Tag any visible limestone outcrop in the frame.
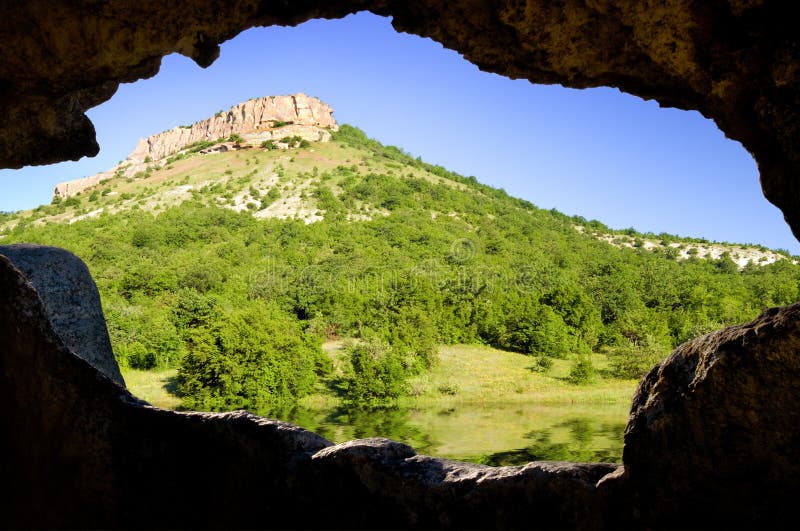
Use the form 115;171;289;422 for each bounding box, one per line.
127;93;336;163
0;244;124;386
53;94;337;199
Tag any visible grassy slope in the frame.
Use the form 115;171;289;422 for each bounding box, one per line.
2;132;791;266
0;139;466;232
403;344;637;406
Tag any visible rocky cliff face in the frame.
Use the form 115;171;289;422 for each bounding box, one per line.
129;93;336;163
53;93;337;199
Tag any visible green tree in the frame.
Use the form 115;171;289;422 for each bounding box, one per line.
341;339;409;406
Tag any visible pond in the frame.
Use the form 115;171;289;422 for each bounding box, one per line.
284;401;630;465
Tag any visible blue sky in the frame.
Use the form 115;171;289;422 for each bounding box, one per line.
2;12;796;253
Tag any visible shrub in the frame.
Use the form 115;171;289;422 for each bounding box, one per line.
437;383;459;396
531;355;553;373
568;354;595;385
178;302;323;413
342;339;409;406
609;336;667;379
118;342;154;369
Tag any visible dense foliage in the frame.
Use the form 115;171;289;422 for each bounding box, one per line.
3;124;799;411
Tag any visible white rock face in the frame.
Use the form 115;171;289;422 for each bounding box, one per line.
54;93;337;199
128;93;337;163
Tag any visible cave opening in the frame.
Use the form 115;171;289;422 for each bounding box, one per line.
2;4;799;529
0;11;796;466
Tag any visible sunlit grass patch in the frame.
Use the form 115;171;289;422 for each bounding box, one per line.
403;344;638;407
121;367;181;409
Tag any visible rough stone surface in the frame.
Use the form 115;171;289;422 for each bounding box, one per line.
0;244;124;387
600;303;800;529
54;93;337;198
4;242;798;528
126;93;337;163
312;438;618;529
1;2;800;241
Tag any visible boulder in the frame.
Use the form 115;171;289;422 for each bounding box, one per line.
312;438;619;529
0;244;124;387
603;303;800;529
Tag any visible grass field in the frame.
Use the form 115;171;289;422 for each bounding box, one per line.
122;344;639;463
401;344;638;407
299;343;637;462
124;343;639;412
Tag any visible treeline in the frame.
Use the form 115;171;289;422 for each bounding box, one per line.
3;126;799;413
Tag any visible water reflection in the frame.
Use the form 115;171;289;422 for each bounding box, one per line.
279;402;628;466
476;418;627;466
289;406;438;452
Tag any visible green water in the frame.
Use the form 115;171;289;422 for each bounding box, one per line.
284;402;629;465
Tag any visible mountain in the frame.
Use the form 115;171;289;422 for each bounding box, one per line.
52;93;336;200
2;95;799;413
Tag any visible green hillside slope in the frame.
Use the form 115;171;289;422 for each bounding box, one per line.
2;124;798;415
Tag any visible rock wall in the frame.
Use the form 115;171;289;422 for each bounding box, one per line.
53;93;337;199
599;302;800;529
2;247;800;529
52;173;107;201
128;93;336;163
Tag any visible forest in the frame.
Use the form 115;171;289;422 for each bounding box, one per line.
2;124;799;415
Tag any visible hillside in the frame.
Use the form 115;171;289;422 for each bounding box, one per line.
2;97;799;416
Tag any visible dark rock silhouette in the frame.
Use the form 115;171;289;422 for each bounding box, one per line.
3;247;800;528
1;2;800;242
605;303;800;529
